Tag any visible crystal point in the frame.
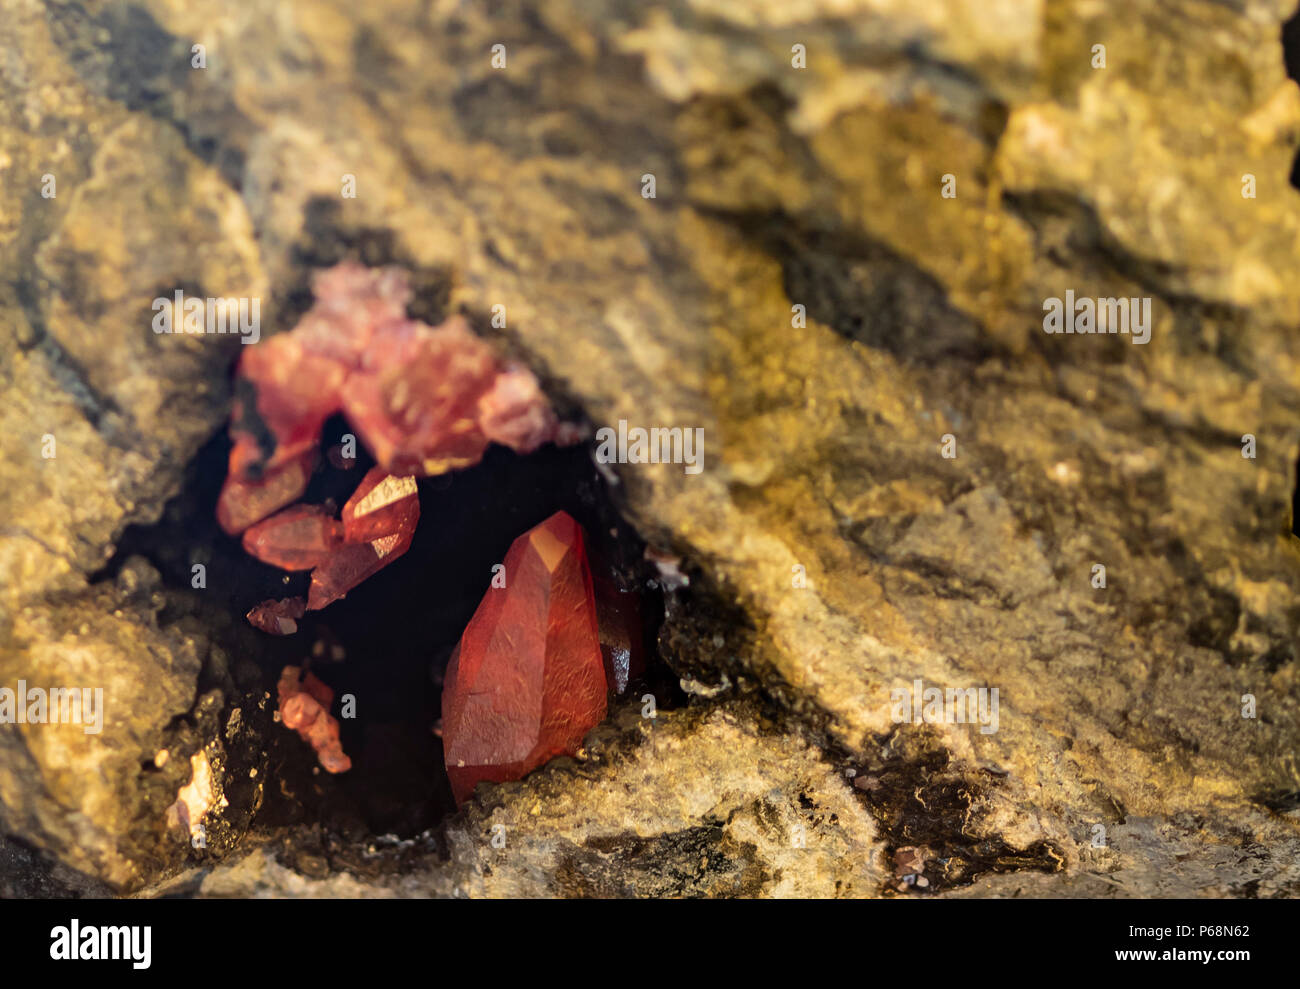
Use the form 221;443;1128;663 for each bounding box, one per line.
441;511;606;805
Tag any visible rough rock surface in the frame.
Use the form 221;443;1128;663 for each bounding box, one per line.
2;0;1300;896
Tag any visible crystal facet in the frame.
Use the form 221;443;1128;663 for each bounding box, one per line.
341;467;419;543
303;468;421;610
441;511;606;805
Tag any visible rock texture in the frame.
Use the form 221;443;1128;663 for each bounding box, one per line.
2;0;1299;896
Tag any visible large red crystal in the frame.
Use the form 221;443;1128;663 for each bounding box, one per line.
441;511;606;805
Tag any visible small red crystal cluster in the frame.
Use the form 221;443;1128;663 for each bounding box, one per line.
441;510;643;805
277;666;350;774
220;264;641;798
218;261;569;614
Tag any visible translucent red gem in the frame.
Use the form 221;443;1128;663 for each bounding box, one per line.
307;528;415;611
441;511;606;805
242;505;343;571
301;469;420;610
341;467;419;543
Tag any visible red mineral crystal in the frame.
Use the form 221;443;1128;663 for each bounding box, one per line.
477;363;560;453
236;337;346;470
218;261;573;603
307;531;415;611
340;315;502;475
277;665;350;773
295;261;413;365
341;467;419;543
247;596;307;636
216;449;315;535
441;511;606;805
304;468;421;610
242;504;343;570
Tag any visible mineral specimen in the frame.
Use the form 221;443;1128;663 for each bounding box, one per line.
441;511;606;805
305;469;421;609
216;449;315;536
277;666;350;773
476;363;560;453
216;262;572;604
306;531;415;611
7;0;1300;902
338;314;503;475
246;596;308;636
340;467;419;543
242;505;343;571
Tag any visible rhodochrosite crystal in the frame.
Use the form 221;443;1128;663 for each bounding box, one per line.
242;505;343;570
246;596;307;636
217;261;563;534
340;315;504;476
441;511;606;805
277;666;350;773
341;467;419;542
220;261;577;616
305;467;420;610
307;531;414;610
217;450;314;536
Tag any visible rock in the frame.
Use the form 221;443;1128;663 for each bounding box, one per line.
147;703;887;898
0;560;204;888
2;0;1299;896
